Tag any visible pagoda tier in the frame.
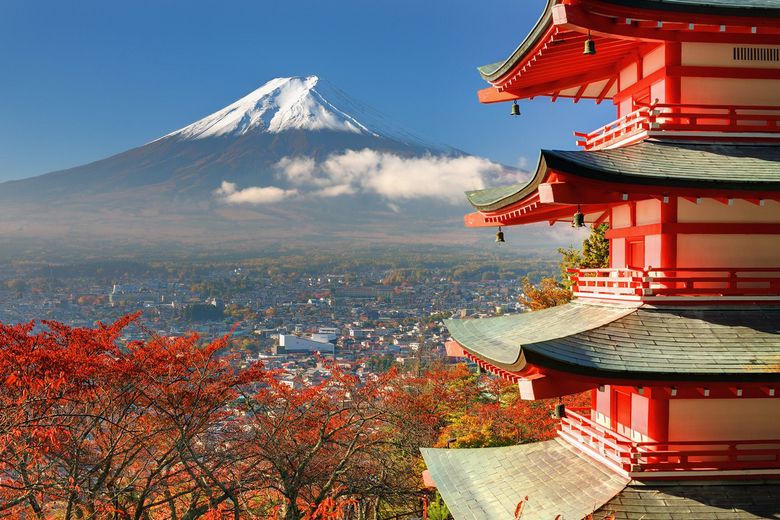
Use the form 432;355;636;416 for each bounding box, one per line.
478;0;780;107
465;140;780;225
464;140;780;304
422;439;780;519
442;302;780;481
445;302;780;396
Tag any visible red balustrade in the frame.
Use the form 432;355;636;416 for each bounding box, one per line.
575;103;780;150
559;409;780;475
567;267;780;301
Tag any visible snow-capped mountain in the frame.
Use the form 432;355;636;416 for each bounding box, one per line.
0;76;454;202
0;76;516;252
163;76;434;150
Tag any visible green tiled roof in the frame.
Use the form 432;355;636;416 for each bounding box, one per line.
464;182;531;210
478;0;555;82
605;0;780;15
445;302;634;368
421;438;629;520
466;141;780;212
446;302;780;380
595;483;780;519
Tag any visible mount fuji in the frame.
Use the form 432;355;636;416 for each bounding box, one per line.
0;76;519;253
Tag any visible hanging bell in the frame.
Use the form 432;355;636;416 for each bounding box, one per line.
552;403;567;419
572;206;585;228
495;226;505;243
510;100;521;116
583;32;596;55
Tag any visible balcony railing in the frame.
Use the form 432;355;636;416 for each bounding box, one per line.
559;408;780;477
567;267;780;302
575;103;780;150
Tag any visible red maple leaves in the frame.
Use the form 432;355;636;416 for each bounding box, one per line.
0;315;590;519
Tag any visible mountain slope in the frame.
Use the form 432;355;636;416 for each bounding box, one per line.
0;76;523;253
1;76;453;204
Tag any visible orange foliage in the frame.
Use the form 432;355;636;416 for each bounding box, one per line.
0;316;593;519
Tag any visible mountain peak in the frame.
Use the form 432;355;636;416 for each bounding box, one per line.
164;75;429;144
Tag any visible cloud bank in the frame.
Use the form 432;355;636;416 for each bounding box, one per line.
216;149;526;206
215;181;298;205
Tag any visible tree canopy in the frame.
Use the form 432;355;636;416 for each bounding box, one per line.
0;316;585;519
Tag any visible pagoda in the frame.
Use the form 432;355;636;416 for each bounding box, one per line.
421;1;780;518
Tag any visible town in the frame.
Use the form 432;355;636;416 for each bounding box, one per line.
0;252;558;386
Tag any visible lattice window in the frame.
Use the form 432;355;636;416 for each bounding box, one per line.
733;47;780;62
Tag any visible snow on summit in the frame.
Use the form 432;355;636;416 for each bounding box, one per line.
166;76;427;146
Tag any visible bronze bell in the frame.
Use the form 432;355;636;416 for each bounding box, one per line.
572;206;585;228
552;403;566;419
495;226;505;243
511;100;521;116
583;33;596;55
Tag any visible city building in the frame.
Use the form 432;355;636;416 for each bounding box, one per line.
422;1;780;518
277;333;336;355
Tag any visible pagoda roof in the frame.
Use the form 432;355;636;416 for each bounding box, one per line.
594;483;780;519
420;438;629;520
466;141;780;212
445;302;780;381
478;0;780;102
603;0;780;16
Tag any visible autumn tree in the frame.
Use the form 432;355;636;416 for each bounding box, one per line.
521;224;609;310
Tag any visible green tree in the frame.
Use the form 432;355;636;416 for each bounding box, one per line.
521;224;610;309
427;491;451;520
558;223;610;289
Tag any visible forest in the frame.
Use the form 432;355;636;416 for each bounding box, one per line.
0;314;587;519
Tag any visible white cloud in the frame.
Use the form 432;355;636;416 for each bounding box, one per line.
314;184;356;198
215;181;297;205
274;157;318;185
217;149;526;206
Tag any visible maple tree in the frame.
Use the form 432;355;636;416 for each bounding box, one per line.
0;315;590;519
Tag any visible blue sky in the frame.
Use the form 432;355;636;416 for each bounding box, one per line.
0;0;613;182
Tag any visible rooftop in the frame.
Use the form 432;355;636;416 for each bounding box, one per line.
478;0;780;102
421;438;629;520
594;483;780;519
466;140;780;213
445;302;780;381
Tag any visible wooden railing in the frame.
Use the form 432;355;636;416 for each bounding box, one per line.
559;409;780;475
574;106;652;150
575;103;780;150
558;407;632;469
568;267;780;300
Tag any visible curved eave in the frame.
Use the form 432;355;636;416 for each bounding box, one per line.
446;304;780;383
478;0;780;102
466;142;780;215
466;153;548;212
444;301;636;371
478;0;556;83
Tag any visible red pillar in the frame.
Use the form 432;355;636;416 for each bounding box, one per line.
664;42;682;104
647;388;670;443
660;197;678;269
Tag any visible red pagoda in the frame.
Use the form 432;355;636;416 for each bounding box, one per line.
421;1;780;518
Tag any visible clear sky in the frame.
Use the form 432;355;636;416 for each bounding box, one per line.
0;0;614;182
